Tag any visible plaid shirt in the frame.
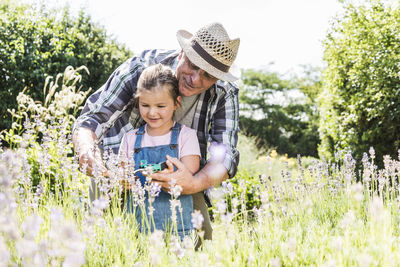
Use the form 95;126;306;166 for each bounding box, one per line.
73;49;240;178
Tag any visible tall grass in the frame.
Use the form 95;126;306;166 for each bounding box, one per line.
1;67;400;266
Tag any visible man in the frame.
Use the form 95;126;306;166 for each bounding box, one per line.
72;22;240;240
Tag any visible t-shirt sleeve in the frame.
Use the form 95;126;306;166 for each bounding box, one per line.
118;130;137;165
179;126;201;159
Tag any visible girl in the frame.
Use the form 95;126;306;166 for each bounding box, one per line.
119;63;200;236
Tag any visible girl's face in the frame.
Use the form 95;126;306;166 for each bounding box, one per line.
138;85;180;136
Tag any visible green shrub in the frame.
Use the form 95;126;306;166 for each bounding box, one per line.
239;68;320;158
0;0;132;131
319;0;400;167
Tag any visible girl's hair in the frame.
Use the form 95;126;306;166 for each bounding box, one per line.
136;63;179;104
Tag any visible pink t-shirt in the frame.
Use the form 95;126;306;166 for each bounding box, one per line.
119;124;200;166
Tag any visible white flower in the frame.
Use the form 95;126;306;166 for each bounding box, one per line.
325;259;337;267
370;195;384;220
222;181;234;195
358;253;372;266
50;207;64;222
221;212;233;224
247;255;255;265
92;197;109;210
16;239;38;259
170;236;185;258
209;187;225;201
270;257;282;267
286;237;297;260
150;251;161;266
169;199;181;225
96;218;107;229
198;252;209;265
369;147;375;160
113;216;123;227
191;210;204;230
216;200;227;214
148;182;161;200
150;230;164;249
170;184;183;198
231;197;240;212
340;210;356;229
62;252;86;267
350;182;364;202
183;235;194;250
331;236;343;251
21;214;43;240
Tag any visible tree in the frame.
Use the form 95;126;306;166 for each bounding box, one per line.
319;0;400;166
0;0;133;131
239;68;320;158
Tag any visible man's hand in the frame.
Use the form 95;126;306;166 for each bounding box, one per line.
150;155;229;195
158;163;174;174
150;155;200;195
72;127;108;177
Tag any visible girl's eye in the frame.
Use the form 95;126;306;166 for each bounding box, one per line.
158;105;166;108
140;104;149;107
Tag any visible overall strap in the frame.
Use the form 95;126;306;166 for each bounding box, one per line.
169;123;181;150
134;124;146;153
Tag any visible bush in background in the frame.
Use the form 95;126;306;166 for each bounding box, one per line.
0;0;132;131
239;68;320;158
319;0;400;167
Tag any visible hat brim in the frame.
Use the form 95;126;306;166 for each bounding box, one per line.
176;29;240;82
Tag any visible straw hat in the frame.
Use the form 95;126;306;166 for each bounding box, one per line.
177;22;240;82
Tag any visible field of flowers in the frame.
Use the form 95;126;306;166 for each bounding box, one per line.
1;67;400;266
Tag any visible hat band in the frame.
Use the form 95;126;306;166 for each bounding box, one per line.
192;40;230;73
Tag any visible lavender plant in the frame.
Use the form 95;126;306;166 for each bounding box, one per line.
2;66;400;265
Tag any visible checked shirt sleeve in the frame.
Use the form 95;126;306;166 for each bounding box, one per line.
73;57;144;141
209;83;240;178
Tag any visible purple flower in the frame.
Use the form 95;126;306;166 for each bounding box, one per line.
191;210;204;230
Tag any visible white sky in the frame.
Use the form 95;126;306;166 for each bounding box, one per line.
29;0;344;73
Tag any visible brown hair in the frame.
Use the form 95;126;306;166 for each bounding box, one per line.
136;63;179;105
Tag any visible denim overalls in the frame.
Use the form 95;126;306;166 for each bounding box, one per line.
126;123;193;236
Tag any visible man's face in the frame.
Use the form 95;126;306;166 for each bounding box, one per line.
176;51;218;97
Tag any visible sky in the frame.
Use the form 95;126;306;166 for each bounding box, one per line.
28;0;344;74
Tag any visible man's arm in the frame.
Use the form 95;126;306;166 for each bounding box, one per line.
72;58;143;175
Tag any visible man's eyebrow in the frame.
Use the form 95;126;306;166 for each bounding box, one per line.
188;60;199;69
186;55;216;79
